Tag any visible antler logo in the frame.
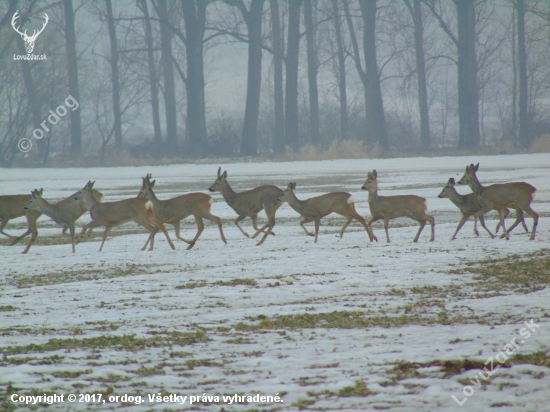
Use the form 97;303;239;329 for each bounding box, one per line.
12;10;49;54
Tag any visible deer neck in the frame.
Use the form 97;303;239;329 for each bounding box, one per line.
469;174;484;196
221;182;238;205
448;187;466;205
366;183;379;203
147;189;161;207
287;192;307;215
36;197;54;216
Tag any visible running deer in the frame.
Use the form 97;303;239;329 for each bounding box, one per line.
457;163;538;240
277;182;377;243
2;189;103;253
138;174;226;250
74;181;175;252
361;170;435;243
209;167;283;246
438;178;528;240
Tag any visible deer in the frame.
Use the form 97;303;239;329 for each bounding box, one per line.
277;182;377;243
457;163;538;240
11;11;49;54
138;174;226;250
74;181;175;252
208;167;283;246
438;178;528;240
361;170;434;243
1;189;103;254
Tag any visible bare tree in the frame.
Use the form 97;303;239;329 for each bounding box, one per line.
285;0;302;150
137;0;162;145
63;0;82;156
105;0;122;150
331;0;348;141
515;0;530;147
304;0;319;145
270;0;285;153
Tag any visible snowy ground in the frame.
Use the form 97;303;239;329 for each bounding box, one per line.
1;154;549;411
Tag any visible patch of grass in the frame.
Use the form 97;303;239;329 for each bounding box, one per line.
0;305;16;312
175;280;208;289
14;263;161;288
234;311;437;330
313;380;375;398
134;363;166;376
2;331;208;355
185;358;223;369
510;351;550;367
51;369;91;378
214;278;257;287
449;249;550;294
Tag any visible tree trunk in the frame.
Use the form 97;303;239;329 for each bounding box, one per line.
359;0;388;150
332;0;347;141
64;0;82;156
285;0;302;150
270;0;285;154
18;41;45;157
138;0;162;146
511;6;517;141
304;0;319;146
455;0;479;149
157;0;178;155
411;0;430;149
238;0;265;156
105;0;122;150
516;0;530;148
182;0;207;157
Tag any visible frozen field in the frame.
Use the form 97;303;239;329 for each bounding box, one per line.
1;154;549;411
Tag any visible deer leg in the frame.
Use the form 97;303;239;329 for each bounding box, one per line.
523;206;539;240
339;217;353;238
383;217;391;243
413;219;426;243
428;215;435;241
21;222;38;254
495;208;510;234
234;215;250;238
10;227;32;245
77;221;101;244
300;218;315;236
98;226;112;252
0;218;17;239
473;215;479;237
314;218;321;243
347;209;377;242
184;216;204;250
477;215;494;238
204;212;227;245
500;208;526;238
69;223;76;253
496;209;510;240
452;215;470;240
173;221;193;244
148;215;175;250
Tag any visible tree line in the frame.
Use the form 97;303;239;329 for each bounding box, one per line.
1;0;549;165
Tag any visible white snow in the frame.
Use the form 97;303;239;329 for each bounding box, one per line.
1;153;549;411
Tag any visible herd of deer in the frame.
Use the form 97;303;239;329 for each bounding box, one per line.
0;163;539;254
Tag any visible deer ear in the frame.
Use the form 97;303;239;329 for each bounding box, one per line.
90;181;95;189
221;171;227;179
448;178;455;186
217;167;221;177
372;170;377;178
38;188;43;196
287;182;294;190
151;180;156;187
474;163;479;172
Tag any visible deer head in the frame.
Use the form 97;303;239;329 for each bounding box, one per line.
12;11;49;54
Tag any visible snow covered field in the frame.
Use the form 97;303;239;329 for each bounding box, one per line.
1;154;549;411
